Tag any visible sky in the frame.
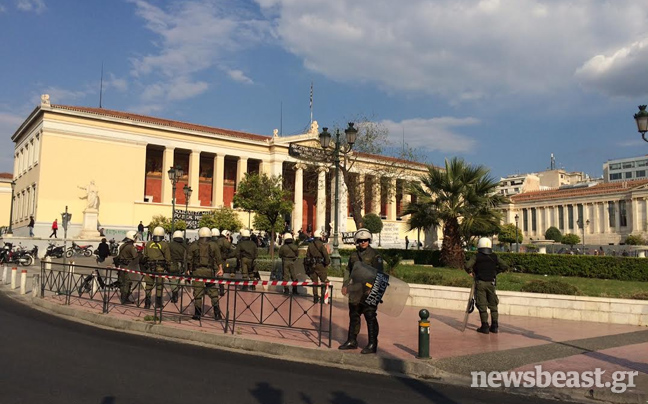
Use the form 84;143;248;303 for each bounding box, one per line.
2;0;648;180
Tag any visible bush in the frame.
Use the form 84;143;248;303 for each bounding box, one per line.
561;233;580;247
624;234;646;245
544;226;562;242
362;213;383;234
520;280;580;295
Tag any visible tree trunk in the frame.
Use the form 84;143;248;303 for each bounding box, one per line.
441;218;465;268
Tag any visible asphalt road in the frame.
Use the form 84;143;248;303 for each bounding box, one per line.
0;293;572;404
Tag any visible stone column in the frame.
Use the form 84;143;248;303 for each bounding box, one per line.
387;178;397;221
316;166;328;233
614;200;621;230
237;157;248;187
553;206;558;229
372;176;381;215
644;198;648;231
603;201;610;233
162;147;175;204
357;173;366;217
189;150;200;205
631;198;639;232
562;205;568;232
292;163;305;233
212;154;225;207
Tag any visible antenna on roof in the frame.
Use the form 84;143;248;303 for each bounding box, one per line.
550;153;555;170
309;81;313;125
99;62;104;109
280;101;283;136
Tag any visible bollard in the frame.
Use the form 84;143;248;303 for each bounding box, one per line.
32;274;40;297
11;267;18;289
2;265;7;284
417;309;430;359
44;256;51;270
20;269;27;294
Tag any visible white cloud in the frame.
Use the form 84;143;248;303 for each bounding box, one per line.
16;0;46;13
256;0;648;102
140;76;209;102
106;74;128;92
0;5;6;12
380;117;478;153
226;69;254;84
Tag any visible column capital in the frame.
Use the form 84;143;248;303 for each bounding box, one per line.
294;162;307;171
317;165;329;174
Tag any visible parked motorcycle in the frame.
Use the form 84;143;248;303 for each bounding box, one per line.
65;242;94;258
0;243;35;266
44;242;65;259
108;238;119;256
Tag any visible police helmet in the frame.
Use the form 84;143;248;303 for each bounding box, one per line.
240;229;251;238
354;228;372;243
125;230;137;241
172;230;184;240
211;228;220;237
153;226;165;236
477;237;493;254
283;233;293;240
222;230;230;238
313;230;322;238
198;227;212;239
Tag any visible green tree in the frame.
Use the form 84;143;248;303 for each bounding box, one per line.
361;213;383;234
233;173;294;259
625;234;646;245
403;157;508;268
544;226;562;242
198;207;243;232
498;223;523;248
253;214;285;237
561;233;580;248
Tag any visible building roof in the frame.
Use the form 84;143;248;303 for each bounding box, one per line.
50;104;272;142
0;173;12;179
511;179;648;203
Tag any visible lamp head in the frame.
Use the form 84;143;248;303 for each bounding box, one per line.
319;127;331;149
345;122;358;146
183;184;193;199
635;105;648;136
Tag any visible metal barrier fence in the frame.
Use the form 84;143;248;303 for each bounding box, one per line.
40;261;334;347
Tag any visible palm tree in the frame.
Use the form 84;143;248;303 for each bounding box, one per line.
403;157;508;268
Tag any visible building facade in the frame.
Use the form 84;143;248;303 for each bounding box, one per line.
8;95;430;246
603;155;648;183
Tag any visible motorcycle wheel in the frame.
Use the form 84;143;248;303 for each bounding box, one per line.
83;249;93;257
21;254;34;267
65;249;73;258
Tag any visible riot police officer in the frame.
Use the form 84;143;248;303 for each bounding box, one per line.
187;227;223;320
115;230;139;305
339;228;383;354
236;229;258;291
306;230;330;303
278;233;299;295
168;230;187;303
465;237;509;334
142;226;171;309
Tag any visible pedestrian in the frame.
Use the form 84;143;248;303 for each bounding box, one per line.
278;233;299;294
188;227;223;320
137;221;145;240
306;230;330;303
142;226;171;309
96;238;110;264
28;216;35;237
49;219;58;238
168;230;187;303
464;237;510;334
339;228;383;354
599;246;605;256
236;229;258;291
405;236;409;250
115;231;139;304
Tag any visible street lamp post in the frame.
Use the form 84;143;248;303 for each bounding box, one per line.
167;166;184;237
7;180;15;235
577;218;590;253
319;123;358;269
514;214;520;253
634;105;648;141
183;185;192;242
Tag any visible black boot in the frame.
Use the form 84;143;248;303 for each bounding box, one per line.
489;321;499;334
338;335;358;350
361;319;379;354
155;296;163;308
292;286;299;295
476;322;490;334
313;295;320;304
283;287;290;295
171;291;179;303
219;285;226;297
144;297;151;309
120;292;133;305
213;304;223;321
192;306;202;320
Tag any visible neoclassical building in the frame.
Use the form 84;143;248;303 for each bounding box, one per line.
7;94;430;246
506;179;648;245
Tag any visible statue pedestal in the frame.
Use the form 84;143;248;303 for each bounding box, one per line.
531;239;555;254
78;208;101;239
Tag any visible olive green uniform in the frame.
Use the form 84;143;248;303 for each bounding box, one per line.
115;241;139;304
344;246;383;347
142;240;171;307
306;239;330;301
236;238;258;284
464;252;509;326
187;239;223;319
278;241;299;281
168;239;187;302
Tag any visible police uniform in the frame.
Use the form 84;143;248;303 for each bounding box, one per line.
278;239;299;294
168;239;187;303
142;239;171;308
465;248;509;334
187;238;223;320
115;241;139;304
236;237;258;289
306;238;330;303
340;244;383;353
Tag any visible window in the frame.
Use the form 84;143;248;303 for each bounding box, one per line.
558;206;564;230
568;205;574;229
637;170;646;178
608;202;615;228
523;209;528;232
531;208;537;231
620;200;627;227
638;160;648;167
610;173;622;180
625;172;633;179
577;204;583;227
609;163;621;170
622;162;635;169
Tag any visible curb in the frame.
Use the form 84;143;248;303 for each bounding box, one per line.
2;287;646;404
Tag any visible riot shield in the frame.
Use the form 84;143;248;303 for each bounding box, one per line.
348;262;410;317
460;279;476;332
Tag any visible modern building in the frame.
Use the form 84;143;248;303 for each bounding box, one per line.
603;155;648;183
7;94;431;246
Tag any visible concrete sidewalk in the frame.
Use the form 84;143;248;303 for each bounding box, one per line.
2;260;647;404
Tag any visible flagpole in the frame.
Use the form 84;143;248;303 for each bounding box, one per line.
310;82;313;124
